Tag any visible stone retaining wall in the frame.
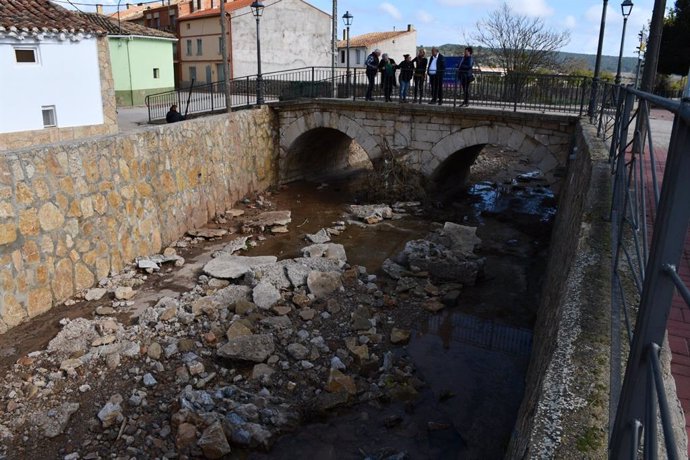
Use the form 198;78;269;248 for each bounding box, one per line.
0;107;277;333
507;122;613;457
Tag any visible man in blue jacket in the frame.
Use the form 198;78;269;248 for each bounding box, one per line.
365;49;381;101
427;47;446;105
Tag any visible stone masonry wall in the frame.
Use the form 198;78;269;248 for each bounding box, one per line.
0;107;277;333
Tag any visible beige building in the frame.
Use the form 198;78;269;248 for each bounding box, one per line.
337;26;417;68
177;0;331;86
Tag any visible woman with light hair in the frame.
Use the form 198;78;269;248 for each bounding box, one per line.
413;48;428;103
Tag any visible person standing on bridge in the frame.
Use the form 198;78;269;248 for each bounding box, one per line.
413;48;428;103
397;54;415;103
457;46;474;107
365;49;381;101
379;54;397;102
427;47;446;105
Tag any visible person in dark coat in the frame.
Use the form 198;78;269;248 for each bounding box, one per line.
413;48;428;103
398;54;415;103
365;49;381;101
427;47;446;105
166;104;185;123
457;46;474;107
379;54;397;102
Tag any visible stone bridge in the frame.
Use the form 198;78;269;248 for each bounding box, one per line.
274;100;579;187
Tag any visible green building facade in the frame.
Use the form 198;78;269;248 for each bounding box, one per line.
109;36;176;106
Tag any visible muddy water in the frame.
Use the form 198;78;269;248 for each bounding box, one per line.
251;178;556;459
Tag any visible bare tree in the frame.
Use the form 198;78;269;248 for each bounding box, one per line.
472;3;570;74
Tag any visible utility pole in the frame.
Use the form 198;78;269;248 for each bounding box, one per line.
220;0;231;113
332;0;337;97
639;0;667;93
588;0;609;118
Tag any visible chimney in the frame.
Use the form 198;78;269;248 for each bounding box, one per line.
125;3;131;9
407;24;414;31
96;4;103;14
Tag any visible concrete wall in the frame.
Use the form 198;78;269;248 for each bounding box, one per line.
230;0;331;78
0;36;104;133
0;38;118;152
109;37;176;106
0;107;277;333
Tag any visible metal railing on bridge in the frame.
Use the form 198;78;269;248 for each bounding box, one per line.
145;68;592;122
592;77;690;458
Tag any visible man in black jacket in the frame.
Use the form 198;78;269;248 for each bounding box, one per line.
166;105;185;123
427;47;446;105
365;49;381;101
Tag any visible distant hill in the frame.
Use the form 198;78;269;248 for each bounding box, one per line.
427;44;639;74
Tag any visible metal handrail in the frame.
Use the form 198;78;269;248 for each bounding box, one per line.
593;77;690;459
145;67;594;122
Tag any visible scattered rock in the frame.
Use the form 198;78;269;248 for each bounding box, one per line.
114;286;135;300
286;343;309;360
252;282;282;310
306;229;331;244
147;342;162;360
326;369;357;395
197;421;231;459
251;364;275;380
301;243;347;262
217;335;275;363
97;394;123;428
85;288;107;301
227;322;252;339
390;328;411;344
187;228;228;238
32;402;80;438
245;211;291;229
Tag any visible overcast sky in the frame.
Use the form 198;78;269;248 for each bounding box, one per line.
63;0;657;57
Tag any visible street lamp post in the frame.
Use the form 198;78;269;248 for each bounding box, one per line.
587;0;609;118
251;1;265;105
615;0;634;85
342;11;353;99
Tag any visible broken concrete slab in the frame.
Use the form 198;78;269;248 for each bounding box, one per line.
203;256;277;280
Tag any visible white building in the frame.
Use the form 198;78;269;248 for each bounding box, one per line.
337;26;417;68
0;0;117;151
178;0;331;84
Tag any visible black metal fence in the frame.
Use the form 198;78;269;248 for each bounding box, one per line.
145;67;592;122
592;78;690;459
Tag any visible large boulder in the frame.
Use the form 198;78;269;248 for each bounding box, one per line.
217;334;275;362
203;255;277;280
252;281;282;310
307;271;343;299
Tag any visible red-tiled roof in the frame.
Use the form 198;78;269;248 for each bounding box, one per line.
337;30;413;49
0;0;104;34
80;12;176;38
181;0;255;20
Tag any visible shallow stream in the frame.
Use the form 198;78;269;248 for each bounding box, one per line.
248;175;556;459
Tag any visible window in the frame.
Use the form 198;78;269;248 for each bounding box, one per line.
189;66;197;81
186;23;190;30
186;39;192;56
153;68;160;79
356;50;362;65
172;42;177;57
340;50;345;64
218;36;222;54
15;48;37;63
42;106;56;128
196;38;203;55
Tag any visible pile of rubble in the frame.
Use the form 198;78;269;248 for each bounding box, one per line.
0;195;485;459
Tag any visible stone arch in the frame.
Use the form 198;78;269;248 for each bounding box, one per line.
423;125;566;183
279;110;383;182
